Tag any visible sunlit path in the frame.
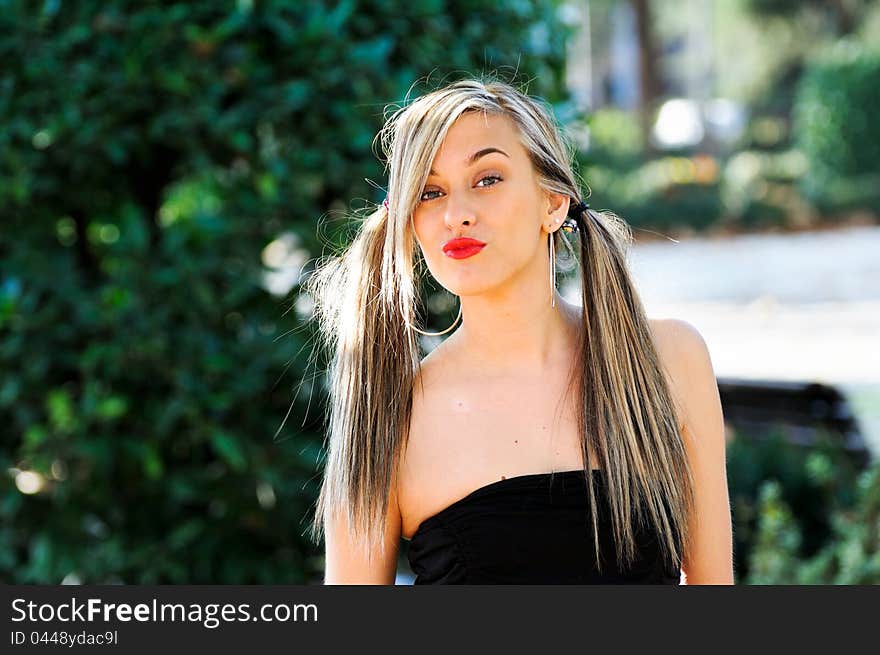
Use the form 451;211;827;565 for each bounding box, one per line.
563;224;880;454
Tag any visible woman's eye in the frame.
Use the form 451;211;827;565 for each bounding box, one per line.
419;175;502;202
476;174;502;187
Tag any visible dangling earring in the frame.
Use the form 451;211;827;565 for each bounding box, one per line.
549;207;581;307
406;301;462;336
549;229;556;308
403;210;463;336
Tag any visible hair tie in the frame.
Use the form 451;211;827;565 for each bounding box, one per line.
568;200;589;216
382;197;389;210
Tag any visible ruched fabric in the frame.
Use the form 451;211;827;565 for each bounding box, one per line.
406;469;681;584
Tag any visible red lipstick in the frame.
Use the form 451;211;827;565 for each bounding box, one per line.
442;237;486;260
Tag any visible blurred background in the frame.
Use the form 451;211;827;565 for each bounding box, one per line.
2;0;878;585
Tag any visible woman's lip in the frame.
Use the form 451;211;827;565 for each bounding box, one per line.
442;238;486;255
443;244;485;259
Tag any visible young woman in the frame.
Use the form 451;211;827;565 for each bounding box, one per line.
306;77;734;584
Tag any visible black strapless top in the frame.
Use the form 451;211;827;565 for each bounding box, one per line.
406;469;681;584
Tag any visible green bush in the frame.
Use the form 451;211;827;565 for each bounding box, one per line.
793;41;880;212
726;427;863;582
0;1;571;583
721;149;810;228
582;109;644;169
746;461;880;584
582;156;723;233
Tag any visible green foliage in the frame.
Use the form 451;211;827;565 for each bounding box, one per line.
747;461;880;584
0;1;571;582
721;148;809;228
743;0;799;17
581;155;723;233
745;480;803;584
726;427;863;582
578;110;723;234
743;0;865;37
584;109;645;169
793;41;880;213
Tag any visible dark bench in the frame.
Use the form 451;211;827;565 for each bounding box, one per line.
717;377;871;468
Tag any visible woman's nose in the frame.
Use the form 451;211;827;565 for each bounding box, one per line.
443;196;475;231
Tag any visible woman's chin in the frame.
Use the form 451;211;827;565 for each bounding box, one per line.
439;279;501;298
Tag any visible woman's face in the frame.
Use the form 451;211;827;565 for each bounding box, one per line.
411;111;561;298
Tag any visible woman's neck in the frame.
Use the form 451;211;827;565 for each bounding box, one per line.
445;291;582;377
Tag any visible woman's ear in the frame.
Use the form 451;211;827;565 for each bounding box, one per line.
544;192;571;232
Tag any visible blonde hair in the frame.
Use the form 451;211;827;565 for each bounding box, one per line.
304;74;695;574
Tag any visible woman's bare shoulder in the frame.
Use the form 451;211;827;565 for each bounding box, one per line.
413;334;461;396
648;317;714;426
648;322;734;583
648;317;709;369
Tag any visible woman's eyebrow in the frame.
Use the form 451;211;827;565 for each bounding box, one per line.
429;147;509;175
